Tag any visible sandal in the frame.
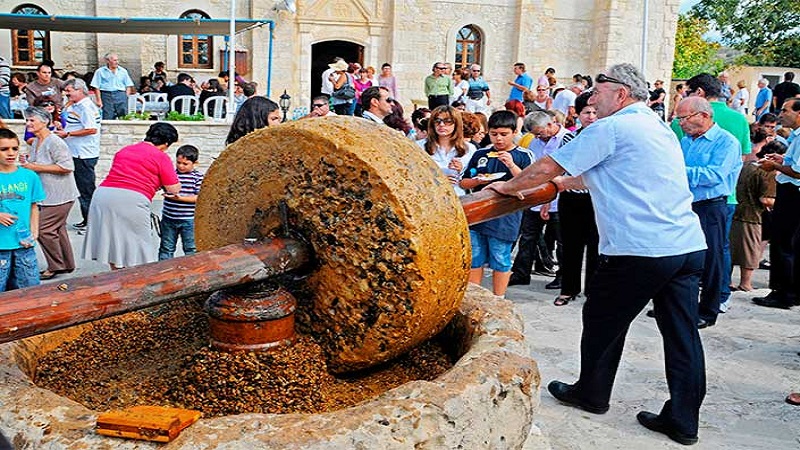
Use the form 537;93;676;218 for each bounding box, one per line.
39;271;57;280
554;294;577;306
785;393;800;406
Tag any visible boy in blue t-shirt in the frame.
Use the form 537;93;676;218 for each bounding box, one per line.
0;128;46;291
460;110;534;296
158;145;203;260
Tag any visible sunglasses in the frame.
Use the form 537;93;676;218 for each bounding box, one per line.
435;66;446;70
39;102;55;107
433;118;454;125
312;103;327;108
596;73;628;86
385;97;396;103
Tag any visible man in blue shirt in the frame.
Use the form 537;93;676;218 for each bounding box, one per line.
90;52;135;120
753;97;800;309
507;62;533;103
753;79;773;122
488;63;707;446
676;97;742;328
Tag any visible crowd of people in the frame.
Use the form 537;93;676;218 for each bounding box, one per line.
3;50;800;446
0;55;258;122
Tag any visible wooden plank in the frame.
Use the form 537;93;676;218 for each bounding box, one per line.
96;406;201;443
0;238;311;344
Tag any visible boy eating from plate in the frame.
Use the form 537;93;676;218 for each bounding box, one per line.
460;110;533;296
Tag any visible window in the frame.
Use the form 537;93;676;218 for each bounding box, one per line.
455;26;481;71
179;10;213;69
11;4;50;66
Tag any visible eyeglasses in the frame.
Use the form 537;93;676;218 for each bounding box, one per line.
312;103;327;108
536;88;547;92
676;111;702;122
472;70;481;72
596;73;628;86
435;66;446;70
433;118;454;125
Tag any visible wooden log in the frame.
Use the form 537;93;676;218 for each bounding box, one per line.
461;181;558;226
0;178;555;347
0;238;310;344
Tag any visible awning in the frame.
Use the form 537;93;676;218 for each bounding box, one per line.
0;13;272;36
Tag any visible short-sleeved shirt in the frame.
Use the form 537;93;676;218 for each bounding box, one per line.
552;89;577;115
162;169;203;220
734;163;776;224
527;125;574;212
776;127;800;186
63;96;102;159
25;79;64;107
509;72;533;102
424;74;453;97
550;102;707;257
29;134;80;206
680;123;743;202
100;141;179;200
90;66;134;92
467;77;490;100
754;87;772;120
0;168;46;250
773;81;800;111
465;146;534;241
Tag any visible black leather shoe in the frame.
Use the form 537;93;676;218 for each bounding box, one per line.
71;221;87;229
508;277;530;287
758;260;771;270
545;277;561;290
645;309;655;318
636;411;698;445
547;380;609;414
752;296;792;310
533;267;556;277
697;319;715;329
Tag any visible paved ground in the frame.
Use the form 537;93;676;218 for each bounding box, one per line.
39;203;800;449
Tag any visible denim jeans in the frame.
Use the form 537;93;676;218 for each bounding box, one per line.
0;247;40;291
0;93;11;119
73;157;98;222
158;217;196;260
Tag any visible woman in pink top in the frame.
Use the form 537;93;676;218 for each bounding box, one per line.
353;68;373;117
82;123;181;269
378;63;398;101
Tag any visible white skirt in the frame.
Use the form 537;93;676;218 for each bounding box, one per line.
81;187;157;268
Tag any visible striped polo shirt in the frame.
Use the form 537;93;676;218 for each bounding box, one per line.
162;169;203;220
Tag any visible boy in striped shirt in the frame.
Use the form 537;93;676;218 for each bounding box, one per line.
158;145;203;260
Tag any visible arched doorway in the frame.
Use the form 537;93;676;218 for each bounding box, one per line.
311;40;364;98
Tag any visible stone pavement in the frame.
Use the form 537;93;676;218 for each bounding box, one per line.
39;204;800;449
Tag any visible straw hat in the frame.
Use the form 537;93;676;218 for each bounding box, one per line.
329;60;349;71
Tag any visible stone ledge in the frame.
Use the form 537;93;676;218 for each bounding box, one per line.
0;284;539;449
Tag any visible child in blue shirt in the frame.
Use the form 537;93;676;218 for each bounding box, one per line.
0;128;46;291
158;145;203;260
460;110;533;296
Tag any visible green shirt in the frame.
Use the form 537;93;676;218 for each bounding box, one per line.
671;100;751;204
424;74;453;97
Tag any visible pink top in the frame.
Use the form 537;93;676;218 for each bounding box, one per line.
379;75;398;99
101;141;179;200
354;78;373;100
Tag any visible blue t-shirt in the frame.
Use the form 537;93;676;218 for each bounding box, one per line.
465;146;534;241
509;73;533;102
0;168;46;250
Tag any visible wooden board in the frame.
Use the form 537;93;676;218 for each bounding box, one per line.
96;406;201;443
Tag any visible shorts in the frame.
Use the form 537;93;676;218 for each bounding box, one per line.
0;247;40;291
469;230;514;272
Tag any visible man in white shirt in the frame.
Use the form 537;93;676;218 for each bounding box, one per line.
552;83;583;118
56;79;101;229
321;57;345;96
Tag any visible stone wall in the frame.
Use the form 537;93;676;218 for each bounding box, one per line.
4;119;229;182
0;0;681;108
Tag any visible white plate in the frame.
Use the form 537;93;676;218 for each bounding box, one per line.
476;172;505;181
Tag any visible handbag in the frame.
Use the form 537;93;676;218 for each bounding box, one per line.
332;75;356;100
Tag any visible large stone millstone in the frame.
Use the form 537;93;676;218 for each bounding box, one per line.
195;116;471;373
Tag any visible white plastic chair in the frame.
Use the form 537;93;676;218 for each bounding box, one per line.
170;95;199;115
202;96;229;120
127;94;144;114
142;92;168;115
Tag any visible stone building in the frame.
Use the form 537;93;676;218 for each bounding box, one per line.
1;0;681;109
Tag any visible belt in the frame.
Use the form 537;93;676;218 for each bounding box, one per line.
428;94;448;97
692;195;726;206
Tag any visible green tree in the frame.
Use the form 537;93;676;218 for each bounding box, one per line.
672;14;724;79
692;0;800;67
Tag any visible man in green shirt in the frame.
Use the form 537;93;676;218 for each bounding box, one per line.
424;62;453;110
670;73;751;314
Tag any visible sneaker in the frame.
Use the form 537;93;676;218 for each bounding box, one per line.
72;221;87;230
758;260;771;270
719;301;730;313
533;267;556;277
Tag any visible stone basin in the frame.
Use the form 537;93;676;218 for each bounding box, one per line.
0;285;538;449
